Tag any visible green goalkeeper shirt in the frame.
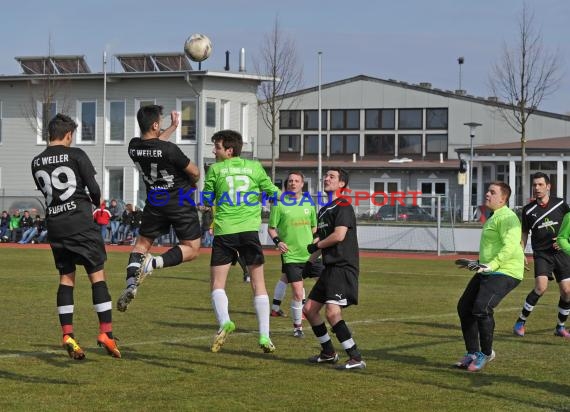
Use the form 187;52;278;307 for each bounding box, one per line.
203;157;280;235
479;204;524;280
269;197;317;264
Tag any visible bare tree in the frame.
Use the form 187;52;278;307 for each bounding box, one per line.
489;3;561;205
254;16;303;182
22;75;71;145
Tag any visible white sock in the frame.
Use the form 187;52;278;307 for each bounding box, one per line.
291;299;303;328
154;256;164;269
254;294;270;337
211;289;230;327
272;280;287;311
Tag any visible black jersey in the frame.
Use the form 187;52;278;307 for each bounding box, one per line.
316;197;359;271
31;145;100;239
128;137;192;195
522;196;570;251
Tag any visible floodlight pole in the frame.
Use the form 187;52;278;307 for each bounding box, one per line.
102;51;107;201
317;51;323;199
464;122;482;222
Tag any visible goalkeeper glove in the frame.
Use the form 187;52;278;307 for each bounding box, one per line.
307;243;319;254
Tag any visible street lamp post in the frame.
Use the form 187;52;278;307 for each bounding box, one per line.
464;122;482;222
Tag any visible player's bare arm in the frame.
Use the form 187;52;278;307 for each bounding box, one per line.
183;162;200;184
318;226;348;249
158;111;180;141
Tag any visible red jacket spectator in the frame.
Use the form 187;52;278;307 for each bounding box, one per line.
93;202;112;225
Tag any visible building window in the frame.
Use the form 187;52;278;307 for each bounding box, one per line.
304;134;327;155
426;108;448;129
303;110;327;130
109;101;125;143
365;109;395;129
364;134;395;156
398;109;422;129
240;103;248;142
37;101;57;143
220;100;230;129
330;109;359;130
178;99;197;142
0;101;2;144
398;134;422;155
330;134;359;155
426;134;448;153
77;101;96;143
206;101;216;128
107;168;124;201
279;135;301;153
280;110;301;129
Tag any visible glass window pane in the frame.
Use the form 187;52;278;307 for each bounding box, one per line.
303;110;327;130
304;135;326;154
81;102;96;141
330;110;344;129
381;109;395;129
346;135;359;153
330;135;343;154
108;169;124;201
279;110;300;129
181;101;196;141
364;134;395;155
398;109;422;129
279;135;300;153
346;110;359;129
206;101;216;127
398;134;422;154
426;134;447;153
426;108;448;129
110;101;125;142
365;110;379;129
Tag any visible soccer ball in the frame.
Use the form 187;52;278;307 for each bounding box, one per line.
184;34;212;62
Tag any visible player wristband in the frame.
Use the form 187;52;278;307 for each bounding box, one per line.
272;237;281;246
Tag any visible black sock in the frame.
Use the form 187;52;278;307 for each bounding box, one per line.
159;246;183;268
518;290;542;321
332;320;361;360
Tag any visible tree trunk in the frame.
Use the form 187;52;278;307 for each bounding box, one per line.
520;124;527;206
270;122;276;183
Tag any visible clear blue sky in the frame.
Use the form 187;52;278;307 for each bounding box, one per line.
2;0;568;113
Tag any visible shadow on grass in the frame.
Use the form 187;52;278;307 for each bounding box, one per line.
0;368;71;384
166;305;254;316
362;326;570;408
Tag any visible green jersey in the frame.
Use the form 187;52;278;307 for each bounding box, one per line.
203;157;280;235
556;213;570;255
479;205;524;280
269;197;317;263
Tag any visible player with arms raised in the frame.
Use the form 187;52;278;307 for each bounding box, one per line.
117;105;201;312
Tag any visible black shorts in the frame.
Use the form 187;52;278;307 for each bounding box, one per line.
50;227;107;275
211;232;264;267
139;204;201;241
533;249;570;282
308;265;359;307
281;260;325;282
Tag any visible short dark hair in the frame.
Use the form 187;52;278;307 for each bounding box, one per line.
490;181;512;202
328;167;349;187
287;171;305;182
48;113;77;141
137;105;163;135
211;129;243;157
531;172;550;185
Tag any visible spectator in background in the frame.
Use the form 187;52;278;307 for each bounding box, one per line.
108;199;123;245
93;201;112;242
0;211;9;242
130;205;142;242
118;203;134;243
8;210;22;242
19;215;43;244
